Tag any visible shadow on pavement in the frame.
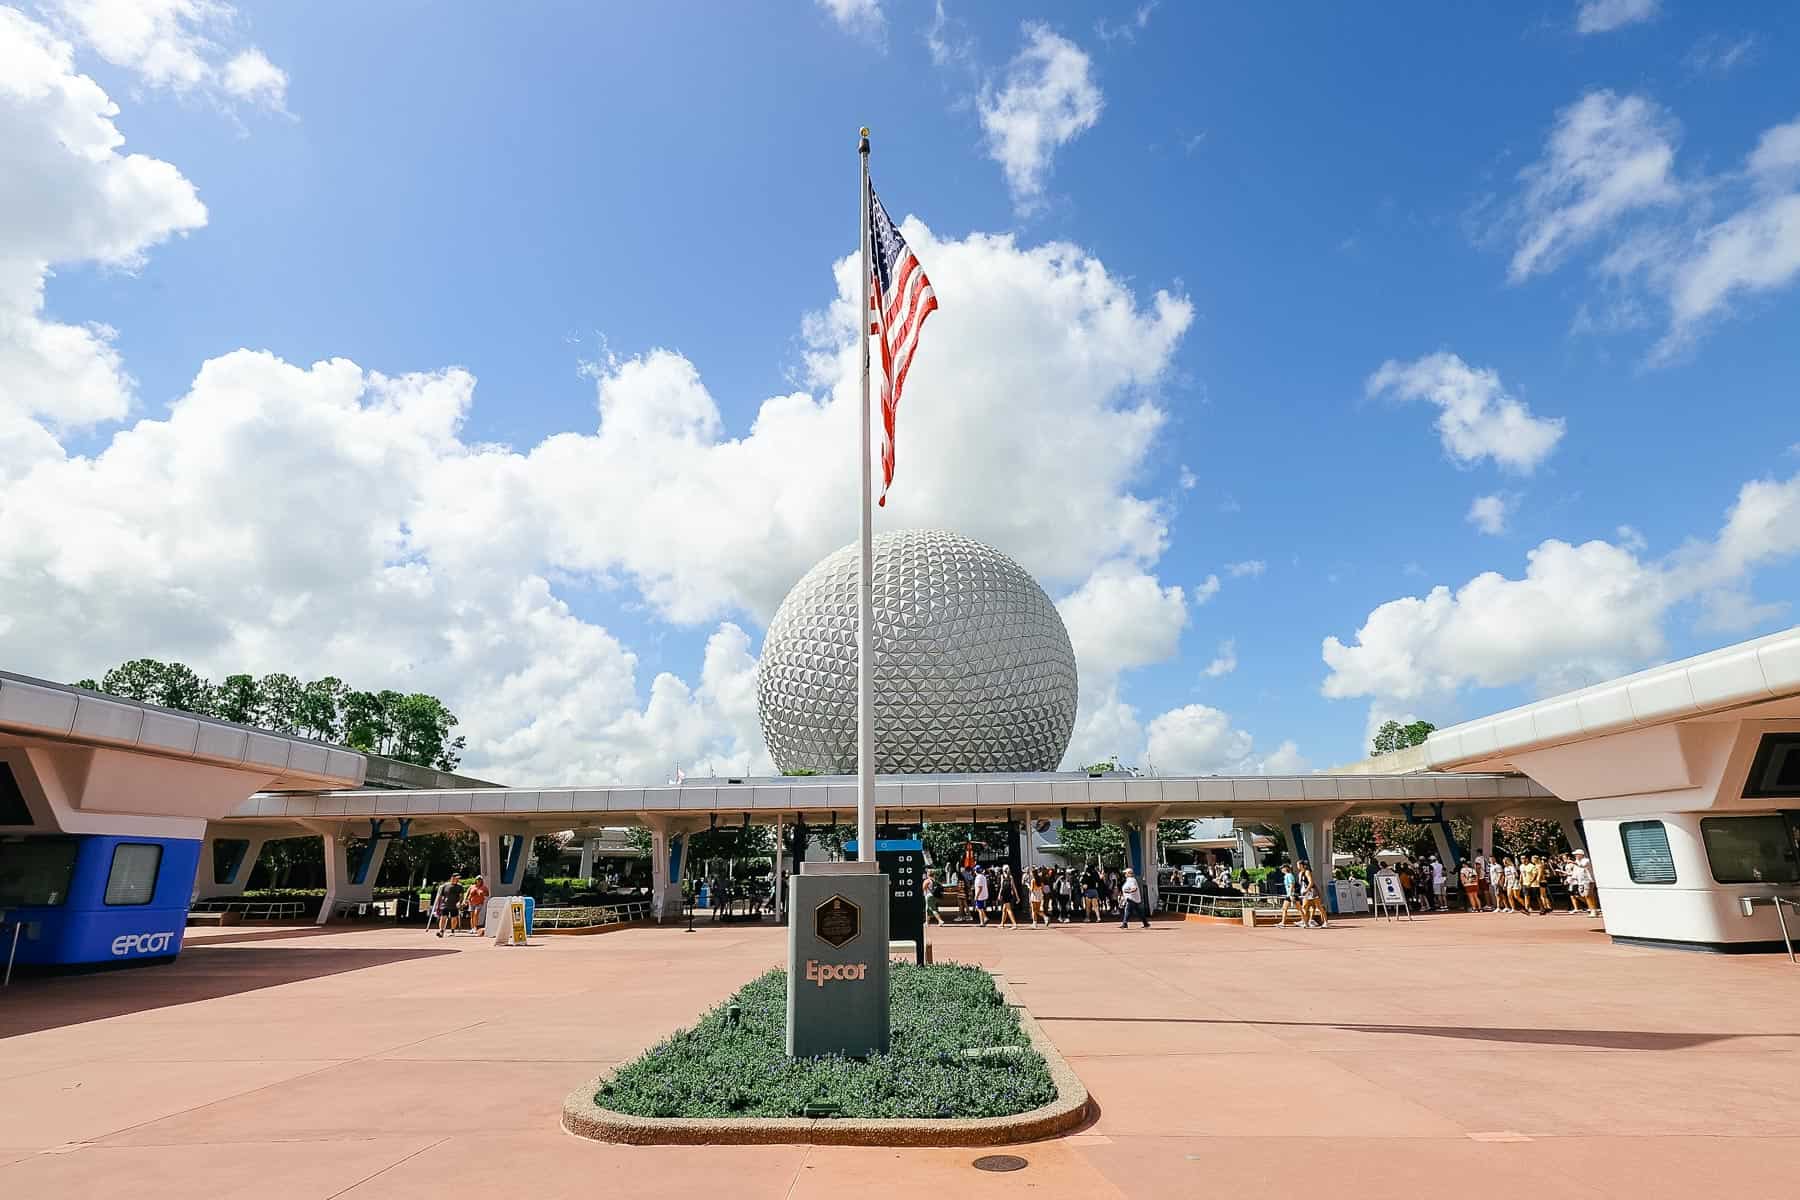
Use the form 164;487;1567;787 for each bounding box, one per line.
1033;1014;1778;1050
0;943;455;1038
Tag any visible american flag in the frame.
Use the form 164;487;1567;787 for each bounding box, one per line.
868;184;937;507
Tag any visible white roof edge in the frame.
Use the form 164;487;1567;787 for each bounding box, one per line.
230;770;1550;819
0;669;367;789
1423;625;1800;770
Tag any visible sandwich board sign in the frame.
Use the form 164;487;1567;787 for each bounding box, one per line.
1373;869;1411;921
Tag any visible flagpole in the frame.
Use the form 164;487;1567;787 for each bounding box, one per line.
856;126;876;864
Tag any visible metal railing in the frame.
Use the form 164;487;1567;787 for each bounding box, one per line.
1159;890;1287;919
1773;896;1798;964
533;900;653;929
191;899;307;921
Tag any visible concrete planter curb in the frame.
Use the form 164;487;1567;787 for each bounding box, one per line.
561;971;1090;1147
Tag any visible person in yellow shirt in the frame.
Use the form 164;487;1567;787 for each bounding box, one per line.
1519;857;1543;915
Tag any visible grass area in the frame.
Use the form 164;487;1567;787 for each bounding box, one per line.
596;963;1056;1120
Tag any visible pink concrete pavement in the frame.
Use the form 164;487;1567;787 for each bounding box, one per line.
2;911;1798;1197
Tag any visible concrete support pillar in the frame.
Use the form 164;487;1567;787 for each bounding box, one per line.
307;820;394;926
577;838;597;881
482;827;534;897
1121;806;1167;914
645;816;699;923
1473;813;1496;860
193;826;274;900
1234;825;1261;868
1279;805;1352;911
1558;813;1588;855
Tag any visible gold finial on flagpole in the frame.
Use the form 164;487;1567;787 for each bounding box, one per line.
859;126;869;137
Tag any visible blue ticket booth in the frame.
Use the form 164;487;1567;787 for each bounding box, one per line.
0;833;202;967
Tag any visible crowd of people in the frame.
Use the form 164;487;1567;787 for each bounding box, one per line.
923;862;1152;929
1376;850;1600;914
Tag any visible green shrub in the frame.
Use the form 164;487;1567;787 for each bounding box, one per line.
596;963;1055;1120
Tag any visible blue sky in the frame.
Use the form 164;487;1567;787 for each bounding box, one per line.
3;0;1797;783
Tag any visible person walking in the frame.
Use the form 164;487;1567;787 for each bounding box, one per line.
1081;865;1101;922
431;873;465;938
1277;861;1303;928
924;870;946;927
1298;862;1327;928
998;866;1020;929
1488;856;1505;913
465;874;491;936
1530;855;1555;913
1430;857;1448;912
972;865;991;927
1119;867;1150;928
1028;872;1046;927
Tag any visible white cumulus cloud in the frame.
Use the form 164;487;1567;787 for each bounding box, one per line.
1225;559;1265;577
1366;352;1565;473
1505;91;1800;358
1057;562;1189;680
41;0;288;109
1203;639;1237;678
0;22;1203;787
1510;91;1681;282
816;0;884;41
1322;469;1800;707
1575;0;1659;35
1466;493;1515;535
0;8;207;482
978;23;1102;212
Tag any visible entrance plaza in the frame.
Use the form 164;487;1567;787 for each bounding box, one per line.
5;915;1799;1198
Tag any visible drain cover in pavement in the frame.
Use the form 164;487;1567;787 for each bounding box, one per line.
973;1155;1028;1172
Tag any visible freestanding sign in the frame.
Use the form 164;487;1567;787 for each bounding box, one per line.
787;861;890;1057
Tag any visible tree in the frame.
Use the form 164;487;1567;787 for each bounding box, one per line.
154;661;215;714
100;658;170;703
258;673;305;733
297;676;345;742
339;689;391;755
390;693;465;771
214;674;263;725
1371;719;1436;756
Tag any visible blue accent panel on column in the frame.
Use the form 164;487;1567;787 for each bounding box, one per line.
669;834;685;883
1436;820;1463;869
350;828;380;886
501;833;525;885
1289;823;1309;863
1126;827;1144;877
215;838;250;884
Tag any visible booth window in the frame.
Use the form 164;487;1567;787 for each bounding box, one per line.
1744;733;1800;799
0;762;30;825
1620;820;1677;884
1700;816;1800;885
104;843;163;906
0;837;78;906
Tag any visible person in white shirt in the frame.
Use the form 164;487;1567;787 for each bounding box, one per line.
1487;858;1504;913
1118;867;1149;928
1567;853;1598;914
972;866;990;927
1429;857;1447;911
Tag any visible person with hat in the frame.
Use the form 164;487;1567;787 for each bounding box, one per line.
1118;867;1150;928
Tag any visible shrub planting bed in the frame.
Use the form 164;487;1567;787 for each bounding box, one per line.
594;963;1056;1120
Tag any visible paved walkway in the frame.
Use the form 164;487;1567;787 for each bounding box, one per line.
3;912;1798;1197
